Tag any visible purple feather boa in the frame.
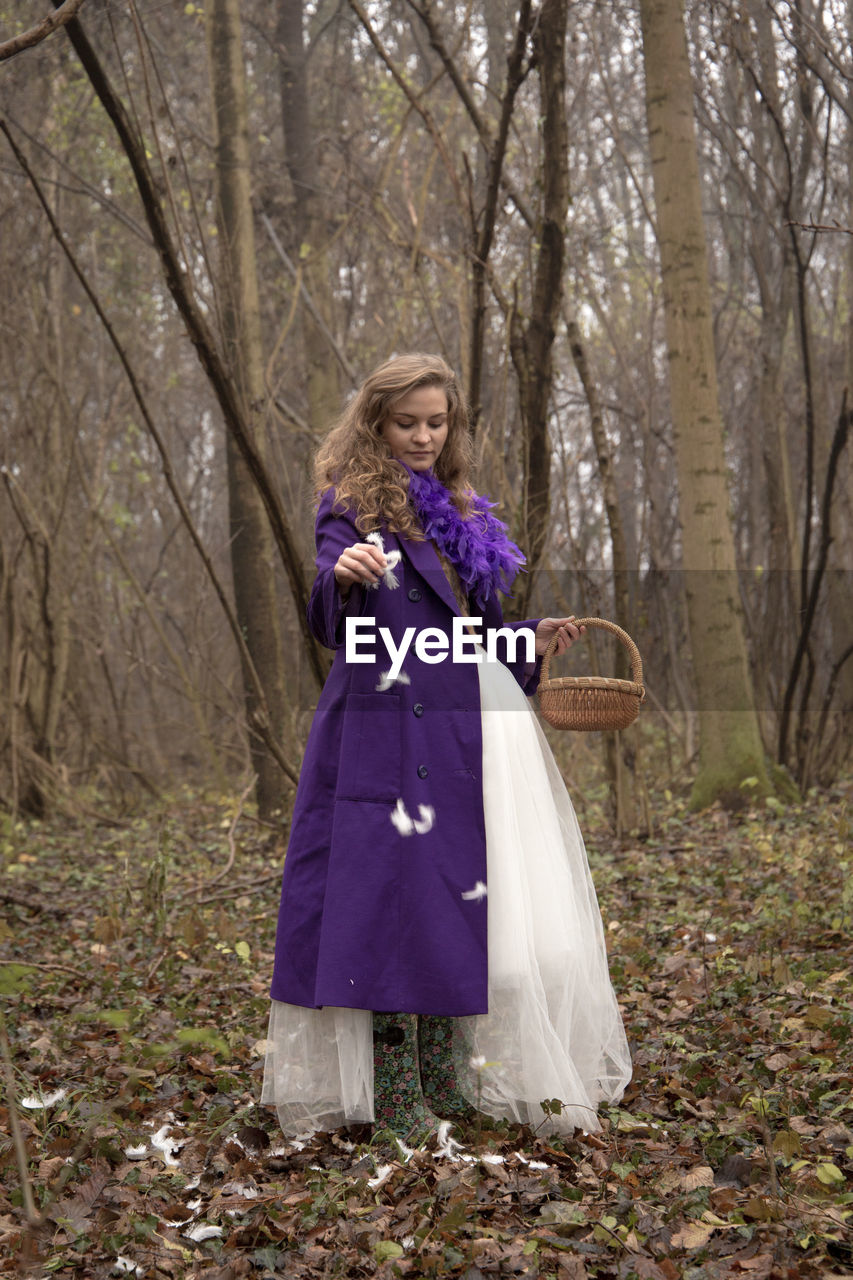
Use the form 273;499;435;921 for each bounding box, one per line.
403;465;525;607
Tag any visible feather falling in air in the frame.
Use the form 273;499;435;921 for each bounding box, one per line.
390;799;435;836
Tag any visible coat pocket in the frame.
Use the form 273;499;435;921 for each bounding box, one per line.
335;693;401;802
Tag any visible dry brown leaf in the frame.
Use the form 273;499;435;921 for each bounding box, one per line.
763;1051;791;1072
669;1221;713;1250
48;1166;110;1233
631;1261;666;1280
662;949;692;974
555;1259;589;1280
742;1195;783;1222
736;1257;775;1274
655;1168;681;1195
658;1261;681;1280
803;1005;834;1028
709;1186;738;1213
771;1129;801;1158
556;1256;588;1278
37;1156;66;1182
681;1164;714;1190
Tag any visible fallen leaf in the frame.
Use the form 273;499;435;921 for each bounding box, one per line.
816;1162;846;1185
763;1051;791;1072
669;1221;713;1250
734;1254;775;1276
682;1164;714;1190
803;1005;833;1028
772;1129;801;1158
373;1240;404;1262
538;1202;586;1227
556;1257;588;1278
48;1166;110;1234
714;1154;754;1187
742;1196;783;1221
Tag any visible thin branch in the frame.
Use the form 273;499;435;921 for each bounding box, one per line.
260;213;359;386
0;889;67;916
778;391;851;768
0;121;300;786
405;0;535;229
0;116;151;244
786;217;853;236
207;774;256;890
469;0;533;431
44;0;328;691
346;0;466;211
0;958;85;978
0;0;85;62
192;871;282;906
0;1012;40;1227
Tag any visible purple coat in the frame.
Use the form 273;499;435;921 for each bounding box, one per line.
269;490;542;1016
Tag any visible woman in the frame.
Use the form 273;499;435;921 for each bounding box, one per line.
262;353;631;1141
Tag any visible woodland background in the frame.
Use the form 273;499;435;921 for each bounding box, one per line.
0;0;851;830
1;5;852;1277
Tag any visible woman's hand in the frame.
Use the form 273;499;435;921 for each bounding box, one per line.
534;617;586;657
333;541;388;592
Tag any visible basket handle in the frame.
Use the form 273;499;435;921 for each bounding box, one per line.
540;617;644;686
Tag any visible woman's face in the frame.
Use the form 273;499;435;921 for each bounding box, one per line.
380;385;449;471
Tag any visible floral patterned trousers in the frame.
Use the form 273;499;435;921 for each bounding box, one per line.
372;1013;475;1139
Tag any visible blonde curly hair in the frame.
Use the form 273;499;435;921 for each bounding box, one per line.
314;353;475;538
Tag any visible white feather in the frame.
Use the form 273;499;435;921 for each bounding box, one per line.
375;669;411;692
391;799;436;836
461;881;488;902
433;1121;464;1159
20;1087;67;1109
413;805;435;834
183;1224;223;1243
390;799;415;836
365;531;401;589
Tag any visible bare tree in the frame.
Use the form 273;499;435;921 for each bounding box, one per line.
207;0;291;817
639;0;771;807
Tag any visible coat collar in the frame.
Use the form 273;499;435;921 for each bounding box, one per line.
389;528;462;617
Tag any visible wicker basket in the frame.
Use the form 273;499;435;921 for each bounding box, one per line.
537;618;645;731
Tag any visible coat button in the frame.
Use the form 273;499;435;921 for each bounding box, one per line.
408;588;422;602
413;703;424;717
417;764;428;778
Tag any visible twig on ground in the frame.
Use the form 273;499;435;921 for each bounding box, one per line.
760;1116;782;1200
145;947;169;985
206;776;255;890
0;959;86;978
193;872;281;906
0;1011;40;1225
0;890;67;916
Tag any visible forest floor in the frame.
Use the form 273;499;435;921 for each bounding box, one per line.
0;780;851;1280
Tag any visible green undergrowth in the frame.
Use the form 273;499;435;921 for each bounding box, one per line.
0;781;850;1278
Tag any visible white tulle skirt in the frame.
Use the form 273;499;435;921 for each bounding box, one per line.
261;653;632;1136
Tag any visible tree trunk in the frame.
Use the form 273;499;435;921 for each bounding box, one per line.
276;0;341;431
565;314;647;836
837;0;853;725
639;0;771;807
207;0;289;818
508;0;569;617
